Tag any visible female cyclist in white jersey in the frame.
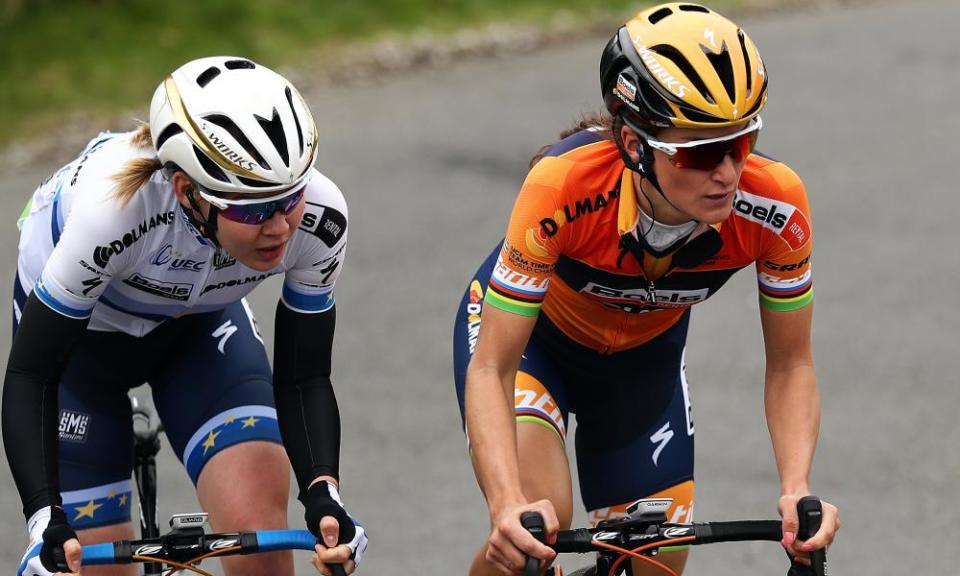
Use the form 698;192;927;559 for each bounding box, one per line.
5;57;366;576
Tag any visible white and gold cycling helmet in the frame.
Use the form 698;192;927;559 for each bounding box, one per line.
149;56;318;196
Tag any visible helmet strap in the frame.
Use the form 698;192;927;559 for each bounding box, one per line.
612;116;688;221
183;187;222;248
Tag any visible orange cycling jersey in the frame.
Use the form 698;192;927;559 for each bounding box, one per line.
484;130;813;353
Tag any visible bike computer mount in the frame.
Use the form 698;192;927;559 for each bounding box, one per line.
169;512;209;534
596;497;673;532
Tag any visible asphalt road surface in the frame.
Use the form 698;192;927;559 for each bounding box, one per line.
1;0;957;573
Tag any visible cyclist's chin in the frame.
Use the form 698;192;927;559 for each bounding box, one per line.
692;197;735;225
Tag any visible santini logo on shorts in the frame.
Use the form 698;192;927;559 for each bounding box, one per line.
59;410;90;443
732;190;811;250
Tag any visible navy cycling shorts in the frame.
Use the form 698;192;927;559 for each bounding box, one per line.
453;245;696;524
12;290;282;530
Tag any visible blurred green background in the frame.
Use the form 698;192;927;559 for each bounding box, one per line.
1;0;766;151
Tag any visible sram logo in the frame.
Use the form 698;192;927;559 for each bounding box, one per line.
733;191;810;250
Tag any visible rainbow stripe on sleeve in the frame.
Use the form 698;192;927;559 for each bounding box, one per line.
758;270;813;311
483;253;549;317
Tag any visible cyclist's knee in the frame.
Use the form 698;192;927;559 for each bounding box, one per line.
196;441;289;527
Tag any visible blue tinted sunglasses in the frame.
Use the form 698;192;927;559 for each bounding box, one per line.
198;186;305;225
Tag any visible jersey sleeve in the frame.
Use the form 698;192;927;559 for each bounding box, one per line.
283;172;348;314
483;156;573;317
752;163;814;312
34;174;152;319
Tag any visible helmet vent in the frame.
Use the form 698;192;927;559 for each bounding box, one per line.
196;67;221;88
204;114;269;170
285;86;305;156
650;45;714;104
702;41;736;103
678;4;710;13
155;124;183;150
680;107;723;124
636;76;675;120
256;109;289;167
193;146;230;183
237;176;278;188
224;59;256;70
737;30;753;95
743;82;766;117
648;7;673;24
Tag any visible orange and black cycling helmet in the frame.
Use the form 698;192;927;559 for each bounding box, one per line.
601;3;767;130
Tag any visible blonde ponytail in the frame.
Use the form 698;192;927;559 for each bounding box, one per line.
111;123;163;206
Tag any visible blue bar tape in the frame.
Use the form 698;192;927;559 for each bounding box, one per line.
80;542;117;564
254;529;317;552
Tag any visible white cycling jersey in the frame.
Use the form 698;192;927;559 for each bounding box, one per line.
16;131;348;336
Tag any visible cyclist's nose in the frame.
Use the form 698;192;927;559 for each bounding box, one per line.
261;209;290;234
711;153;739;184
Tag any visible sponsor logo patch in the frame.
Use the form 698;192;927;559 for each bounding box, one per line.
59;410;90;443
92;211;176;268
733;191;810;250
300;205;347;247
465;280;484;354
123;273;193;301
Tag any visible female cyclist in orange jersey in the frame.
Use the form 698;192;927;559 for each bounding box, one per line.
452;3;839;574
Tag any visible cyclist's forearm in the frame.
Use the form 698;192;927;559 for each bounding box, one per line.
2;292;88;519
273;301;341;494
764;364;820;494
465;363;526;514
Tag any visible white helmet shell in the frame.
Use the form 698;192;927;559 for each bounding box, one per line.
149;56;318;195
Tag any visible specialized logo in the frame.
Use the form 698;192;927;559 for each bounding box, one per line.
703;27;718;51
212;320;238;354
581;283;709;312
149;244;206;272
59;409;89;443
202;272;275;294
638;45;690;98
732;191;810;250
300;205;347;248
80;276;103;296
135;545;163;556
123;273;193;301
203;125;256;172
650;422;674;466
92;210;176;268
465;280;484;354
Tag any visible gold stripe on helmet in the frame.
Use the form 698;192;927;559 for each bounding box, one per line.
163;77;268;182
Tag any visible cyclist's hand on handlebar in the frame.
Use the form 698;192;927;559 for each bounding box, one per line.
300;480;369;575
311;515;356;575
18;506;82;576
779;494;840;563
486;500;558;575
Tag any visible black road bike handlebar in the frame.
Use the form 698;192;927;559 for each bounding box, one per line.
521;496;828;576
